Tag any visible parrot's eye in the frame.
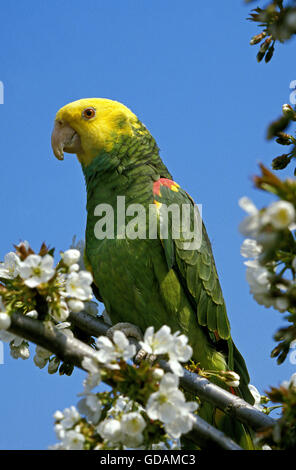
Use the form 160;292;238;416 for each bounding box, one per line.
82;107;96;120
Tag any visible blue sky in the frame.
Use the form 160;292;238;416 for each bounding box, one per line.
0;0;295;449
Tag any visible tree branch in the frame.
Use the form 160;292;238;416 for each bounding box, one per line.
68;311;276;432
7;310;275;449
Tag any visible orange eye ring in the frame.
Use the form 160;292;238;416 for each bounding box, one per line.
82;107;96;120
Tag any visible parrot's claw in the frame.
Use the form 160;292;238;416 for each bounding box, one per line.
106;322;143;342
134;348;157;365
106;322;156;365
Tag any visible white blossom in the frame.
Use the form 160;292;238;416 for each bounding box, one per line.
81;358;101;394
108;396;134;416
68;263;80;273
281;372;296;390
63;249;81;267
0;252;20;279
120;412;146;438
19;254;55;288
53;410;64;421
168;332;193;376
240;238;262;259
61;429;85;450
70;236;86;270
54;423;66;440
282;103;294;116
139;325;173;355
239;197;261;237
165;401;198;439
67;299;84;313
49;300;70;322
26;310;38;319
77;394;101;424
245;261;273;307
0;298;10;330
223;371;240;388
96;331;136;368
153;368;165;380
274;297;289;313
146;373;190;422
97;418;123;444
264;200;295;230
65;271;93;301
0;313;11;330
140;326;192;376
122;433;145;449
262;444;272;450
59;406;81;430
146;373;198;439
248;384;263;410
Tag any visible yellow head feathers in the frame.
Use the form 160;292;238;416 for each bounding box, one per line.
52;98;140;166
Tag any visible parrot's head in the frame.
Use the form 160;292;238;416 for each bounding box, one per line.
51;98;146;167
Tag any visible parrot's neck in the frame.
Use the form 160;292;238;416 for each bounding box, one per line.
82;140;172;210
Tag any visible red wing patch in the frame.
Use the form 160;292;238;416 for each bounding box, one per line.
213;330;220;342
153;178;180;197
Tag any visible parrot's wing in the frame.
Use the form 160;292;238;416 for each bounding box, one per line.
152;178;253;403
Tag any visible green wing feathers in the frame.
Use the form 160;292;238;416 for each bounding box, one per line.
153;179;253;405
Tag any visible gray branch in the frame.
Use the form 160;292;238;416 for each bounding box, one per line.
7;310;275;450
68;311;275;432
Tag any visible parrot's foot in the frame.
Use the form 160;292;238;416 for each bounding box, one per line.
134;347;157;365
106;322;156;365
106;322;143;342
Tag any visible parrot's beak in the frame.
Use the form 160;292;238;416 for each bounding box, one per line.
51;120;82;160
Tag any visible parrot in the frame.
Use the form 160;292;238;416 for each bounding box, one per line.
51;98;254;449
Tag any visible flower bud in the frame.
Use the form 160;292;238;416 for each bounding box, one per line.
63;249;81;266
26;310;38;319
153;368;164;380
250;31;267;45
275;132;292;145
272;154;291;170
282;103;294;117
53;410;64;421
69;263;79;273
221;371;240;387
48;357;60;374
260;36;272;53
68;299;84;313
0;312;11;330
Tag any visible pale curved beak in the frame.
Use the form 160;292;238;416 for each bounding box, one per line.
51;120;82;160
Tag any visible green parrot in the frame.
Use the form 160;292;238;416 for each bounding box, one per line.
51;98;254;449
